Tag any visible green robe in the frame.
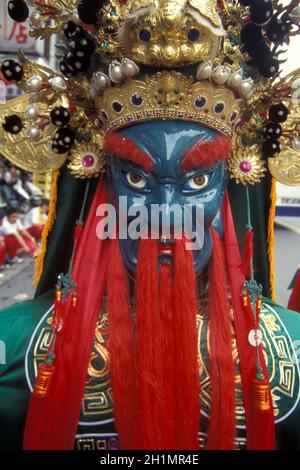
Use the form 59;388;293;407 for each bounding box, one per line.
0;292;299;450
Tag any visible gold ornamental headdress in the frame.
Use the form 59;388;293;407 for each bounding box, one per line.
0;0;300;185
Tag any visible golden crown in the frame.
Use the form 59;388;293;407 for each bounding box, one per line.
0;0;300;185
97;71;240;135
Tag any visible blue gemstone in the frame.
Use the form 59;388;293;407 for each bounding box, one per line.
112;101;123;113
131;94;143;106
188;28;200;42
214;102;225;114
195;96;206;108
139;29;151;42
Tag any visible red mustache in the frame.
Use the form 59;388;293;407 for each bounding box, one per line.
107;234;235;450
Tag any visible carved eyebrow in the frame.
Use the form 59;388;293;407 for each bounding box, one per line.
104;133;154;171
180;135;232;172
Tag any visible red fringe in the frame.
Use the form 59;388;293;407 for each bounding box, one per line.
107;238;135;449
173;239;200;450
241;230;253;278
158;263;178;449
206;228;235;450
181;136;232;171
288;269;300;313
134;238;165;449
23;179;110;449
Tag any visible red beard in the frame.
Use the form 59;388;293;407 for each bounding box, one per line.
107;232;235;450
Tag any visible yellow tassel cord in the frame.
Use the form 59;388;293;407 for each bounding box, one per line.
267;177;277;301
33;170;59;287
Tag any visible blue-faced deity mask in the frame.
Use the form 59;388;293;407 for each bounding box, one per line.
105;121;229;274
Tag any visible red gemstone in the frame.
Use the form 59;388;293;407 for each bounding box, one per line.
118;0;127;4
239;161;252;173
82;154;95;168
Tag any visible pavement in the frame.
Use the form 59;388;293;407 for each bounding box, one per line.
0;257;35;310
0;222;299;311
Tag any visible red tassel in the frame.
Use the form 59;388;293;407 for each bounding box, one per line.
288;269;300;313
241;230;253;278
249;375;275;450
222;193;275;450
251;378;272;412
75;224;83;243
33;363;55;397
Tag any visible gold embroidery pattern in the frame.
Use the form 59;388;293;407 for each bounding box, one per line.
28;300;299;448
75;436;119;450
260;304;300;420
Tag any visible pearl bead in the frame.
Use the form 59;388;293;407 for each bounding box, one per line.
91;72;111;92
26;75;43;92
70;12;80;24
290;6;300;23
211;66;231;85
121;59;140;78
238;79;254;98
227;69;243;89
292;138;300;151
109;63;125;84
25;105;39;121
27;126;42;141
244;90;254;101
291;78;300;89
30;11;42;28
49;77;67;92
196;61;213;80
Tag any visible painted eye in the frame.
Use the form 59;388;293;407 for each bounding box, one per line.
139;29;151;42
185;174;210;190
187;28;200;42
126;172;147;189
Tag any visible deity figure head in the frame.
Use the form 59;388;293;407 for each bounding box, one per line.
105;120;230;275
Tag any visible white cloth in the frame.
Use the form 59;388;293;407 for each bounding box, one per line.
1;216;24;236
22;207;40;229
21;207;47;228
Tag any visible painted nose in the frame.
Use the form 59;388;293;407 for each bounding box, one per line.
150;184;183;236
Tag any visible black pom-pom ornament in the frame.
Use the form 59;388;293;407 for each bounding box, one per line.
262;139;281;157
250;0;273;25
59;59;75;78
51;140;69;154
66;52;91;74
77;0;99;25
241;23;264;56
259;56;279;78
7;0;29;22
2;114;23;134
261;122;282;141
63;21;84;41
266;18;290;43
50;107;70;127
60;51;90;76
268;103;289;123
1;59;23;81
70;35;96;56
52;127;75;153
